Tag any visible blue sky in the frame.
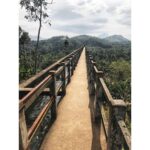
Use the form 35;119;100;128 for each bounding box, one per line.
19;0;131;39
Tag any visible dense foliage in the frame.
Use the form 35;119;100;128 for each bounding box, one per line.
20;0;53;73
87;44;131;103
19;33;131;105
19;31;81;82
87;44;131;130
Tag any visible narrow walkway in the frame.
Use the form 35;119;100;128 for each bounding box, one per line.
40;48;92;150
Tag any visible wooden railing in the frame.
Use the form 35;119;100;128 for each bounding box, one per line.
19;47;83;150
86;48;131;150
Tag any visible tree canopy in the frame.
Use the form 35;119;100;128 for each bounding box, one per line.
20;0;53;73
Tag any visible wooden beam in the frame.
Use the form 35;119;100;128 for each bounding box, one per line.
101;106;109;139
19;109;28;150
99;78;113;104
19;87;50;93
28;97;54;141
19;75;52;110
118;120;131;150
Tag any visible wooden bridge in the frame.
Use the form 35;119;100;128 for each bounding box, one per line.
19;47;131;150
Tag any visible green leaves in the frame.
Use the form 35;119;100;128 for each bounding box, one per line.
19;27;31;45
20;0;51;22
89;44;131;102
109;60;131;81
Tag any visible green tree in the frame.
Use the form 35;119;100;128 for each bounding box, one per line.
20;0;53;73
19;27;31;49
106;60;131;101
19;27;32;80
109;60;130;81
64;37;69;48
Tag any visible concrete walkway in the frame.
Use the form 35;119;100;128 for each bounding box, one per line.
40;48;92;150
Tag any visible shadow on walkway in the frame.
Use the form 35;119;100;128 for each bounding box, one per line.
85;52;102;150
88;90;102;150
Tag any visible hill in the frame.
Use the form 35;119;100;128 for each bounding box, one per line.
71;35;111;48
29;34;131;53
20;34;131;81
103;35;130;44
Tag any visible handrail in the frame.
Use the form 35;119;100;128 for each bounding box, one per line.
20;47;83;88
99;78;113;104
19;47;83;150
19;74;52;110
28;96;54;140
117;119;131;149
86;48;131;150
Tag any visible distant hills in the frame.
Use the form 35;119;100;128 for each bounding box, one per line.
103;35;130;44
30;35;45;41
30;34;130;43
71;35;111;48
30;34;131;52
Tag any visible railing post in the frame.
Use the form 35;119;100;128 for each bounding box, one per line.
87;54;92;93
86;52;90;81
72;55;75;71
89;58;95;95
61;62;66;96
49;71;57;121
107;100;126;150
70;56;74;75
67;58;71;83
74;54;77;67
19;108;29;150
94;71;104;122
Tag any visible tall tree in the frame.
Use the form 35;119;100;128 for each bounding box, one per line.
19;27;32;80
19;27;31;49
20;0;53;73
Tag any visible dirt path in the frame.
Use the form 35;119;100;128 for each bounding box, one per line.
40;48;92;150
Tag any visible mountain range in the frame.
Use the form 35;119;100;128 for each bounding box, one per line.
31;34;130;44
30;34;131;52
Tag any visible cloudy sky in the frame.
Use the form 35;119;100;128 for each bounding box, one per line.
19;0;131;39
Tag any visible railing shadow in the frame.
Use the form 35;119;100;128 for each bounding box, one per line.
87;83;102;150
85;48;131;150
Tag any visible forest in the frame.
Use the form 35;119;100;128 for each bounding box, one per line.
19;28;131;98
88;44;131;102
19;28;131;104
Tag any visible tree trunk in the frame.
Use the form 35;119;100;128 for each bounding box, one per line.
34;4;42;74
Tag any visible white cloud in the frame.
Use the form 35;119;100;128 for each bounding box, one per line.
19;0;131;39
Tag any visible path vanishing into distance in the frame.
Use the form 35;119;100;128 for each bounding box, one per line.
19;46;131;150
40;48;94;150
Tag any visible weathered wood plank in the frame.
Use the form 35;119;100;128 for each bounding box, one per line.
28;97;54;141
101;105;109;139
118;120;131;150
19;87;50;93
99;78;113;103
19;75;52;110
19;109;28;150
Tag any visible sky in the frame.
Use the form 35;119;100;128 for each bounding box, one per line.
19;0;131;40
